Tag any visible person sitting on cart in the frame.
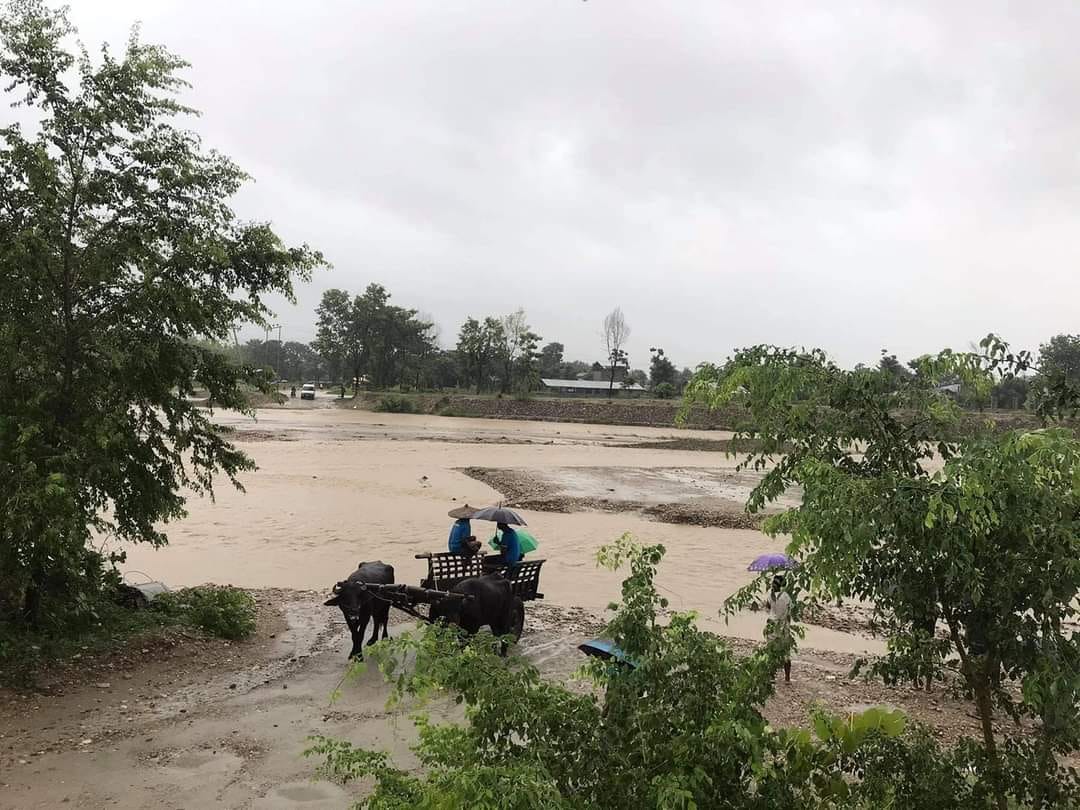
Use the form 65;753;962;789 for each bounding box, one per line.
491;521;523;566
447;505;481;555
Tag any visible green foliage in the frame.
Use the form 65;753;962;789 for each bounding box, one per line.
152;585;256;640
237;338;328;383
649;347;677;388
538;342;565;378
991;374;1029;410
0;599;161;687
374;395;418;414
456;310;543;395
653;381;676;399
457;316;505;394
498;309;542;395
683;334;1080;808
0;582;255;686
1037;334;1080;383
314;285;437;389
0;0;322;630
1027;334;1080;415
306;538;1034;809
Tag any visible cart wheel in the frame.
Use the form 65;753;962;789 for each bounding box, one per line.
510;598;525;642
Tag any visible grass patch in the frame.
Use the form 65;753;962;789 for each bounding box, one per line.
152;585;257;640
373;394;418;414
0;585;256;688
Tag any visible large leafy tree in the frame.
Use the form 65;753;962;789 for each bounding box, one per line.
456;316;504;393
683;336;1080;809
538;341;564;378
877;352;912;391
1038;334;1080;383
313;288;356;385
1029;334;1080;414
648;346;677;388
0;0;322;626
313;284;434;390
496;308;541;394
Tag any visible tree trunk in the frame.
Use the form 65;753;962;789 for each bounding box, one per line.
608;363;616;398
949;618;1006;810
973;680;1006;810
1032;730;1055;810
21;548;48;630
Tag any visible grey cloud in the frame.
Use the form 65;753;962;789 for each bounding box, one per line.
64;0;1080;367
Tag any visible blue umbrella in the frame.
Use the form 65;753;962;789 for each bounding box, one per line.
747;552;797;572
578;638;637;669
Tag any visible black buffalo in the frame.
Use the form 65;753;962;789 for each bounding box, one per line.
324;561;395;659
428;574;524;655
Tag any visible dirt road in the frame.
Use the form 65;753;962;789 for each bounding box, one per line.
0;596;605;809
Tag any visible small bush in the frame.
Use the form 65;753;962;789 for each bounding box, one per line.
152;585;257;640
653;382;676;399
373;394;417;413
0;588;172;688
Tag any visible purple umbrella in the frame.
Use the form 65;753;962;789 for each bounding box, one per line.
747;552;797;572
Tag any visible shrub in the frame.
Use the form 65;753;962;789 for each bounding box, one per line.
373;395;417;414
306;538;941;808
653;381;676;399
0;583;257;687
0;557;172;687
152;585;257;640
308;537;1080;808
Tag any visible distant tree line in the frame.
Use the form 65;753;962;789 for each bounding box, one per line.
852;333;1080;411
305;289;696;397
228;291;1076;411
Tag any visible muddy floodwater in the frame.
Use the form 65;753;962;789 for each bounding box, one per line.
123;407;869;653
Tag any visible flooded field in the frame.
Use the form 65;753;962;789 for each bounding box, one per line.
121;408;849;649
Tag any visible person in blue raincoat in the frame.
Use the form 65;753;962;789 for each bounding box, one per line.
447;505;480;555
491;522;522;566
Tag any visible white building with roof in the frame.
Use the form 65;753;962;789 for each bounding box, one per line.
539;378;647;398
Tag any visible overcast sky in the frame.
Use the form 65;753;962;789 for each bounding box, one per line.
61;1;1080;369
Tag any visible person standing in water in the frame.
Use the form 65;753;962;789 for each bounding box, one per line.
765;574;793;682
